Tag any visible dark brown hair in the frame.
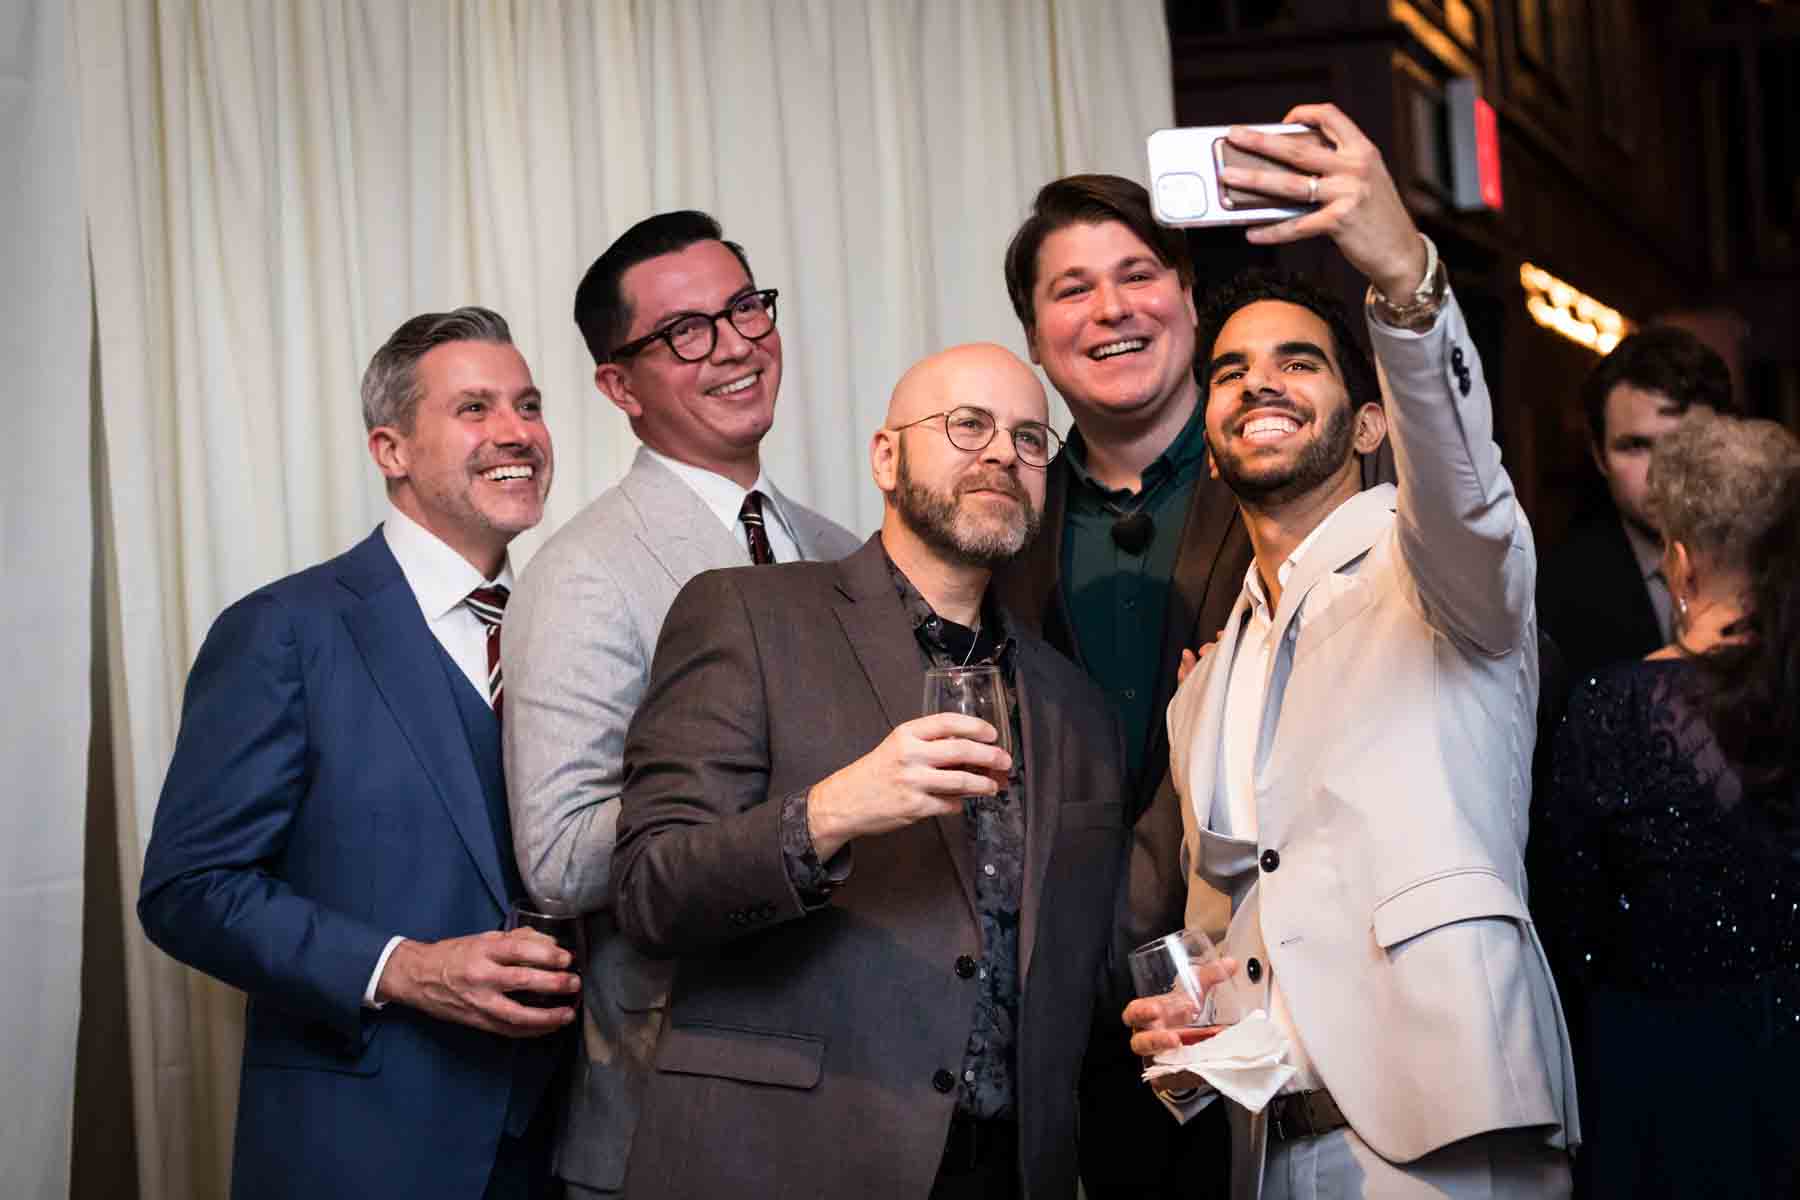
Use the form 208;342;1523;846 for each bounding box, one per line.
1003;174;1194;339
1580;325;1732;447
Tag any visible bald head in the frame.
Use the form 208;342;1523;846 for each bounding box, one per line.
872;343;1051;575
885;343;1048;430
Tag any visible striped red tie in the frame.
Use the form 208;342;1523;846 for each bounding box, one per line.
739;490;777;565
465;585;510;719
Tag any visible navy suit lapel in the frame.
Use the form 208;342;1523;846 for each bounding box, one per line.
336;530;511;915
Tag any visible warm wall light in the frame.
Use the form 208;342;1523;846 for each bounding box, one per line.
1519;262;1633;355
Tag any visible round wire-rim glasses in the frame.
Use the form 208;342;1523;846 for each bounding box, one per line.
888;405;1063;468
610;288;779;363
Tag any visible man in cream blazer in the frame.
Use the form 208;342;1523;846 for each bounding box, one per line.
1125;106;1579;1198
502;211;860;1197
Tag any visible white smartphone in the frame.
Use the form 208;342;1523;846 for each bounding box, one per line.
1145;123;1327;228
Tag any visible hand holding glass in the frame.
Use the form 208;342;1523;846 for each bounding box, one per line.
1129;928;1242;1036
921;665;1012;762
504;903;584;1010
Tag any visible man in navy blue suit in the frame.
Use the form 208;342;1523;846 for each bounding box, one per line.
139;306;576;1199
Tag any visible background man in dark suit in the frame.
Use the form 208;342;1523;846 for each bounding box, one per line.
1538;326;1732;678
138;307;576;1199
612;343;1128;1199
995;173;1252;1197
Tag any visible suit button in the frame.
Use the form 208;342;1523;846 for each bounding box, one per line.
1246;956;1263;984
1259;849;1280;872
932;1069;956;1093
1451;347;1466;368
955;955;977;979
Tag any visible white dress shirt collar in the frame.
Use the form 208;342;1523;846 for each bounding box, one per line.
641;445;801;557
381;502;514;620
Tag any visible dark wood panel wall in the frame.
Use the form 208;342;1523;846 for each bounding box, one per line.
1164;0;1800;545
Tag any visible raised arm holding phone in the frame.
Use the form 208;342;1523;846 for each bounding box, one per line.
1124;105;1580;1199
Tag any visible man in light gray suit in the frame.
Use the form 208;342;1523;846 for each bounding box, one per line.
1123;106;1579;1197
502;210;860;1198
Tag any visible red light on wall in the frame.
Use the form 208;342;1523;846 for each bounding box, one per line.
1474;96;1504;212
1447;79;1503;214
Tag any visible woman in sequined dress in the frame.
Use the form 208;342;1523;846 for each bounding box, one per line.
1540;410;1800;1198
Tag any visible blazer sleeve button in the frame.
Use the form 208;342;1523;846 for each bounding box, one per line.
955;955;977;979
1259;848;1280;872
932;1069;956;1093
1246;956;1263;984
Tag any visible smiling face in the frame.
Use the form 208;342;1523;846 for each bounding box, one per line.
595;238;779;487
371;339;553;575
1202;300;1381;509
1025;220;1200;438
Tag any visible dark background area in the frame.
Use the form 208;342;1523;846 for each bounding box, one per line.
1164;0;1800;547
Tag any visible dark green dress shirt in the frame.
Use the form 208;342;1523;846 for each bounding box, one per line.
1060;400;1213;789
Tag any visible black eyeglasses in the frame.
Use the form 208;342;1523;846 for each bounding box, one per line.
888;406;1062;468
609;288;780;363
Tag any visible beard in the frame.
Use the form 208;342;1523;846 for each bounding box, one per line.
1208;398;1356;508
894;444;1041;568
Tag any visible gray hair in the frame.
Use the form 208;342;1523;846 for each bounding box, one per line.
361;306;514;432
1646;408;1800;570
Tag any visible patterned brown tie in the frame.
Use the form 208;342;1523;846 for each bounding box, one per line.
739;490;777;565
465;585;510;719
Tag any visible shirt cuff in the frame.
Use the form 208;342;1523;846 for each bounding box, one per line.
363;935;406;1009
780;790;849;907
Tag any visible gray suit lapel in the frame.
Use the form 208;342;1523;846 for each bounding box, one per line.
829;539;980;919
765;479;846;562
618;449;750;584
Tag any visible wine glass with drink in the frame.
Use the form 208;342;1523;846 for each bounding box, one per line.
921;664;1013;769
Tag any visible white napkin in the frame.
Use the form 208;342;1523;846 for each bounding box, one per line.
1141;1009;1296;1113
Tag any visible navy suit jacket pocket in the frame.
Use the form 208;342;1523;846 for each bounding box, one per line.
242;1001;383;1076
656;1022;825;1089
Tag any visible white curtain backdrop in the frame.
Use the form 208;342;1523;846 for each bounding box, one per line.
65;2;1173;1196
1;0;91;1196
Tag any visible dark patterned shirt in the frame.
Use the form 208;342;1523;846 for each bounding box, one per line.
776;555;1028;1118
888;558;1027;1120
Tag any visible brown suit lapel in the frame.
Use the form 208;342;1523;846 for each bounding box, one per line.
829;539;979;919
1013;645;1058;984
994;457;1079;663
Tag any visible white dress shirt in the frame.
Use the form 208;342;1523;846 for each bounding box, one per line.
642;446;805;563
1212;502;1363;1093
361;503;515;1007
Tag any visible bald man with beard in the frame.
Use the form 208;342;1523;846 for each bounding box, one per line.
612;344;1131;1199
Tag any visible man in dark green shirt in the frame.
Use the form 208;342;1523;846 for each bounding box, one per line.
995;174;1251;1200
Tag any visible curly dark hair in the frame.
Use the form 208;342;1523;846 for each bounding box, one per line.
1194;269;1381;412
1579;325;1732;446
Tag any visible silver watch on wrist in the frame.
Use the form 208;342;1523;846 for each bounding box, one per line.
1367;233;1446;331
